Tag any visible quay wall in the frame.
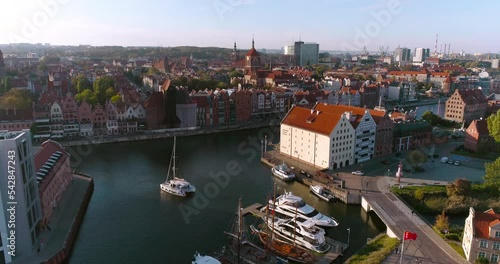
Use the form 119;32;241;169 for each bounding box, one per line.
42;173;94;264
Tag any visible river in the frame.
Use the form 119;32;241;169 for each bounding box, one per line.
68;128;385;264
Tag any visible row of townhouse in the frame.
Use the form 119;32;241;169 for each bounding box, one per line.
190;89;293;127
32;93;146;140
279;102;397;170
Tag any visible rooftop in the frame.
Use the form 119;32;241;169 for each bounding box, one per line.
0;130;25;140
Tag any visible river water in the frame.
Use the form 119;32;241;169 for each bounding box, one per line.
68;128;385;264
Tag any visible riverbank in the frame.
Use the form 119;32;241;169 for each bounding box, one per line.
51;119;280;147
14;173;94;264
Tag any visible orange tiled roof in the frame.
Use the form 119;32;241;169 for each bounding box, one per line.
246;48;260;57
282;106;343;136
474;209;500;239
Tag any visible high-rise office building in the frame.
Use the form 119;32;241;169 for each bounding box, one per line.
283;44;294;55
394;47;411;65
413;48;430;63
293;41;319;66
0;130;42;263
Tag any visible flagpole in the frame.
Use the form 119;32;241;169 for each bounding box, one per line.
400;234;404;264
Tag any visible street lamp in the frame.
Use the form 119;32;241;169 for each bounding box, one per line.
347;227;351;248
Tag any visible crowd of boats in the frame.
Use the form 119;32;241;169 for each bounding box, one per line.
192;188;340;264
157;137;341;263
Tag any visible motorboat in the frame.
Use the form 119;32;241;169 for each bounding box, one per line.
310;185;335;202
271;162;295;181
263;216;331;254
160;137;196;197
267;191;339;227
192;252;221;264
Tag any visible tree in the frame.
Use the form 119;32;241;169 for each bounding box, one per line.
434;211;449;233
487;109;500;143
446;179;472;197
315;65;326;78
0;89;34;109
110;94;122;103
93;76;115;105
72;75;92;93
106;87;117;99
229;71;243;78
147;67;160;75
475;257;489;264
217;82;228;89
484;158;500;191
408;150;427;168
75;89;97;106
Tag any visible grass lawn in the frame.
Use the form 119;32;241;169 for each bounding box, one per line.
432;227;466;258
345;234;399;264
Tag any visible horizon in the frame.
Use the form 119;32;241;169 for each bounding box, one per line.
1;0;499;54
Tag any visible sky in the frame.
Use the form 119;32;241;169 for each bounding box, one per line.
0;0;499;53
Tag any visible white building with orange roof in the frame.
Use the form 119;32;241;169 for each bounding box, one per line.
462;207;500;263
280;105;355;170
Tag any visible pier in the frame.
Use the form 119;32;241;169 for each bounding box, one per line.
240;203;348;263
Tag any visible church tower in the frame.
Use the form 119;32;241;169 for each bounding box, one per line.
245;38;260;74
0;50;5;78
231;42;239;63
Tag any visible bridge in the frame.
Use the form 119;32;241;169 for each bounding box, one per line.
361;180;468;264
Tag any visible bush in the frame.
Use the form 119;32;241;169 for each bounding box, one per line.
414;166;425;172
445;233;460;241
434;211;450;233
415;188;425;201
446;179;472;197
424;197;447;211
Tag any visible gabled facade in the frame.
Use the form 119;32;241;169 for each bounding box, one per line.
371;110;394;157
280;105;355;170
462;208;500;263
92;104;107;136
106;102;118;134
464;119;498;152
62;93;79;138
50;102;64;138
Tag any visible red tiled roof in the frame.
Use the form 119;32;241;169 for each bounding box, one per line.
474;209;500;239
458;89;487;105
246;48;260;57
34;140;68;172
282;105;343;136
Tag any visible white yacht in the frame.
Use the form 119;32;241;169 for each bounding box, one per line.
160;137;196;197
192;252;221;264
310;185;335;202
263;216;331;254
271;162;295;181
267;191;338;227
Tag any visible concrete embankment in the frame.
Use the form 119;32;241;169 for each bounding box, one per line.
58;121;279;147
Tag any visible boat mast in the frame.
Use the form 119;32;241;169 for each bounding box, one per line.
172;137;176;179
293;204;297;247
237;197;242;264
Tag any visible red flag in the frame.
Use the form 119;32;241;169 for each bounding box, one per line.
404;231;417;240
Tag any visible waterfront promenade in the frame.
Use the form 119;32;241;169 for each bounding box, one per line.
53;119;280;147
14;174;93;264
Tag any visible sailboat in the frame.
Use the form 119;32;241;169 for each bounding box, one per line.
160;137;196;197
221;198;287;264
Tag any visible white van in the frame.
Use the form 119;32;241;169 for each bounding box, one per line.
440;157;449;163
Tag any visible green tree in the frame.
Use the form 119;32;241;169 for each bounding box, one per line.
0;77;12;93
217;82;228;89
110;94;122;103
147;67;160;75
75;89;97;106
487;109;500;143
484;158;500;191
106;87;117;100
446;179;472;197
72;75;92;93
229;71;243;78
93;76;115;105
408;150;427;168
434;211;450;233
315;65;326;77
475;257;489;264
0;89;34;109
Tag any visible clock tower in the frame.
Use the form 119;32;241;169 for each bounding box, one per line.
245;38;260;74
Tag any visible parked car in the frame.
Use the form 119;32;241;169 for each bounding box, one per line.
454;161;460;166
441;157;448;163
351;171;364;176
448;159;454;164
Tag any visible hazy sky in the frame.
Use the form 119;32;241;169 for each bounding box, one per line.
1;0;498;53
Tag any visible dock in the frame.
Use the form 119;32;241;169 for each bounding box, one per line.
241;203;265;218
241;203;347;263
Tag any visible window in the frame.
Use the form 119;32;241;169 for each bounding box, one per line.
494;242;500;250
496;231;500;238
491;254;499;263
479;240;488;248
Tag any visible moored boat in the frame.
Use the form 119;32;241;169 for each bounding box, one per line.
310;185;335;202
271;162;295;181
160;137;196;197
192;252;221;264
